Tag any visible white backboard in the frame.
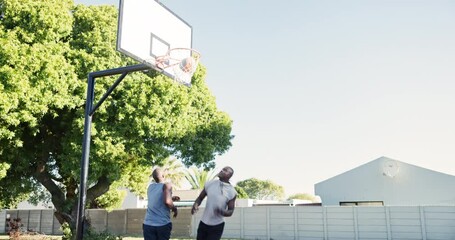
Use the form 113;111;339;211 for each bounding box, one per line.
117;0;193;78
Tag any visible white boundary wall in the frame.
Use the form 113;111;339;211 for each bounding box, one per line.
2;206;454;239
193;206;455;240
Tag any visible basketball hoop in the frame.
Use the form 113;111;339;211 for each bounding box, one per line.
155;48;201;86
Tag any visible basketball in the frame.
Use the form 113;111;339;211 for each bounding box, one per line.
180;57;195;73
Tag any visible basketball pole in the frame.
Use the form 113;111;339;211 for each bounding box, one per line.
76;64;150;240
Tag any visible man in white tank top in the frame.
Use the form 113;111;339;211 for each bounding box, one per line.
191;166;237;240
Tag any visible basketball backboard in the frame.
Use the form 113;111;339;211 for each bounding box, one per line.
117;0;193;81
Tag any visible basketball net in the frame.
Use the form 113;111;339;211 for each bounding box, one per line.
155;48;201;86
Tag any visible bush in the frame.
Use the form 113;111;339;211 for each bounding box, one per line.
60;222;71;240
7;217;60;240
7;217;23;239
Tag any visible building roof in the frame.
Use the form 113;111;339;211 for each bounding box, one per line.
314;156;455;205
316;156;455;186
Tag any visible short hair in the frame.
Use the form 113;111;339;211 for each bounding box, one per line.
152;168;163;182
225;166;234;177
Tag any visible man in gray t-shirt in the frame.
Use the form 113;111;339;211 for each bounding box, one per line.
191;166;237;240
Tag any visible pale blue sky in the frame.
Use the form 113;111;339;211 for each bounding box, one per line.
75;0;455;196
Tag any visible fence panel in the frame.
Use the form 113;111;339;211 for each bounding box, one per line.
326;207;355;239
242;207;268;239
297;207;324;240
51;214;63;235
126;209;145;235
1;205;455;239
424;206;455;240
87;209;107;233
357;206;388;240
269;207;296;240
389;206;423;240
171;208;192;238
27;210;42;233
107;209;127;235
0;210;6;233
223;208;242;239
39;210;54;234
4;210;17;233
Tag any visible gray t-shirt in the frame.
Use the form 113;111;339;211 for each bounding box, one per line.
201;179;237;226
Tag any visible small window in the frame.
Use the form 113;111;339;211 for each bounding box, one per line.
340;201;383;206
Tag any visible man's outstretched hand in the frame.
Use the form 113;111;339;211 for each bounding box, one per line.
191;203;199;215
171;206;178;218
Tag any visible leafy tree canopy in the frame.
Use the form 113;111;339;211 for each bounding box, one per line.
0;0;233;231
159;157;186;189
184;167;217;190
287;193;318;202
236;178;285;200
0;162;10;206
0;162;8;180
234;185;248;199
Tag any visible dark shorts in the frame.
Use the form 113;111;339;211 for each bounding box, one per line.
143;223;172;240
196;221;225;240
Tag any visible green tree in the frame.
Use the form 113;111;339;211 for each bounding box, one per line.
287;193;317;202
0;163;8;180
159;157;186;189
184;167;217;190
234;185;249;199
0;163;10;206
236;178;285;200
0;0;233;234
89;183;127;211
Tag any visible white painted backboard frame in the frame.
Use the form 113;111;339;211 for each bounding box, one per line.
117;0;193;79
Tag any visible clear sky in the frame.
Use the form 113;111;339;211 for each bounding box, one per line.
75;0;455;197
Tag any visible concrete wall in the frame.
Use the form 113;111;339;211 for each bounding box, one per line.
2;206;455;239
84;208;192;236
2;209;63;235
214;206;455;240
0;211;5;233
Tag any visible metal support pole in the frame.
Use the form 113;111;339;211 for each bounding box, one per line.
75;74;94;240
75;64;149;240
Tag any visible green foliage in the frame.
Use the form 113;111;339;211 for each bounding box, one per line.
63;220;123;240
184;167;217;190
236;178;285;200
92;188;127;210
0;162;8;207
0;163;8;207
0;162;9;180
84;230;122;240
60;222;72;240
0;167;31;208
0;0;82;209
287;193;317;202
0;0;73;44
159;157;186;189
27;183;52;207
234;185;249;199
0;0;233;233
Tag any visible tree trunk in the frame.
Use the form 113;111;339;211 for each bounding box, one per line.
35;158;113;237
